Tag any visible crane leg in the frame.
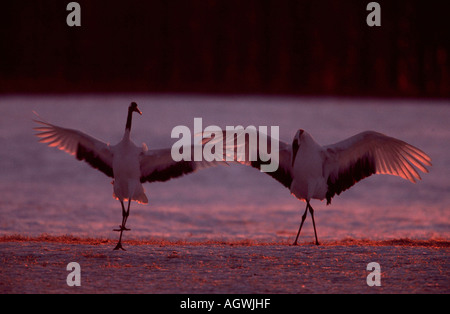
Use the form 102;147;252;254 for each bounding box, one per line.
113;200;132;251
308;202;320;245
114;201;131;232
293;203;309;245
113;230;126;251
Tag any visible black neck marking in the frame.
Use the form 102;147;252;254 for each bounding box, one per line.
126;107;134;131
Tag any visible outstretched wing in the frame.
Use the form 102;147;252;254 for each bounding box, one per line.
34;119;114;178
139;147;225;183
323;131;432;204
202;129;293;189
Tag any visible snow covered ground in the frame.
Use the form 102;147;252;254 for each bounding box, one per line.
1;94;449;242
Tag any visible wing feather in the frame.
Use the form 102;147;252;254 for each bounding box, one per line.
139;147;224;183
324;131;431;204
33;119;114;178
202;129;293;189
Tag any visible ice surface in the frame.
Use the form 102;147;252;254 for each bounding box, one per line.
0;94;449;242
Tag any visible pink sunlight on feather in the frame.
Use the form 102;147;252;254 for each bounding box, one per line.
0;95;449;244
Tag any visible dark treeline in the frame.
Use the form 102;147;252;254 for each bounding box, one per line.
1;0;449;97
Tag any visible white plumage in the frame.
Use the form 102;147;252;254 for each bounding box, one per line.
213;128;432;245
34;102;221;250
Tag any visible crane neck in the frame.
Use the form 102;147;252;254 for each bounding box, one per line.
124;108;134;139
126;108;134;131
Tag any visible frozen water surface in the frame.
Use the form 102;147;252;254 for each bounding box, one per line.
0;95;449;242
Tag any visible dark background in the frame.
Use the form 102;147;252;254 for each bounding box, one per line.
1;0;449;97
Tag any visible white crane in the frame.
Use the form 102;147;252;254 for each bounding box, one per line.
208;128;432;245
34;102;221;250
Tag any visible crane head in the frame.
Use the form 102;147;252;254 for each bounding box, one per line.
129;102;142;115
